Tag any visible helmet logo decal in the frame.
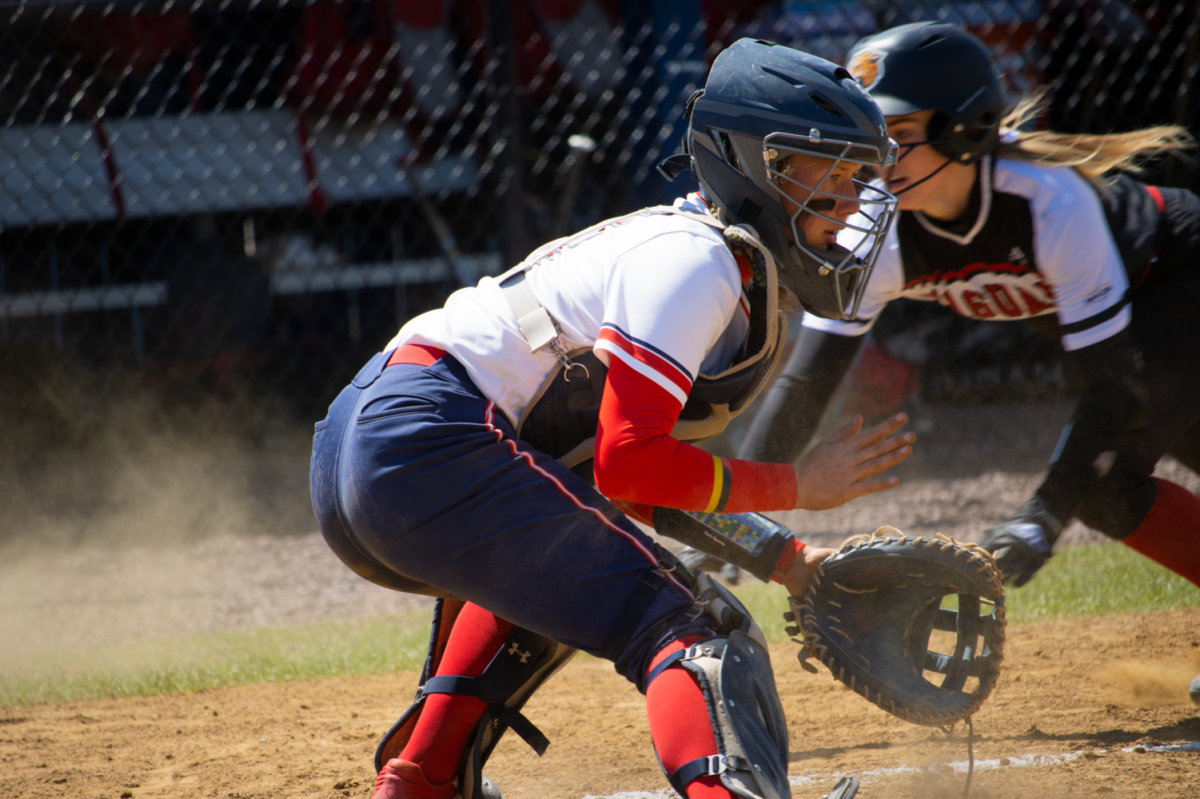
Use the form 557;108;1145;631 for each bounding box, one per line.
847;49;885;91
808;128;821;143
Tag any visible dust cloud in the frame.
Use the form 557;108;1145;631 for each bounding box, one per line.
0;358;429;663
1091;654;1200;706
0;357;319;554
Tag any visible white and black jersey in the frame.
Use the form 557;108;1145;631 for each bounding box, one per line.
804;156;1164;351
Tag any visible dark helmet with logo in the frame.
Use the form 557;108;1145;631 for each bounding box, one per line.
847;22;1004;165
662;38;898;321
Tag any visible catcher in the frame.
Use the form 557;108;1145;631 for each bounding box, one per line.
738;22;1200;592
311;39;909;799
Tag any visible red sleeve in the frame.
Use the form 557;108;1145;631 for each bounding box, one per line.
769;538;805;584
609;499;656;526
594;355;796;512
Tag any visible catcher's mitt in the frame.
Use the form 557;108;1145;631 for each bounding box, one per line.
784;529;1005;727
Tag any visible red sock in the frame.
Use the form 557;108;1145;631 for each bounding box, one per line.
1122;478;1200;587
399;603;515;784
645;637;734;799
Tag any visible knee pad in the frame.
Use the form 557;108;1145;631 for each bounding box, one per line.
1074;475;1157;540
646;630;790;799
375;599;577;799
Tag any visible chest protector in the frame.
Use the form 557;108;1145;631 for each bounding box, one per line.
500;205;786;473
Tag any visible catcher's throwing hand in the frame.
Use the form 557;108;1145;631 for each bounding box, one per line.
793;413;913;511
781;544;836;600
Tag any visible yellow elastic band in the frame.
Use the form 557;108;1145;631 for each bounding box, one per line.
704;455;723;512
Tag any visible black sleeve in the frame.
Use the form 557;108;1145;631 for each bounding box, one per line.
1034;326;1148;522
736;326;864;463
652;507;794;584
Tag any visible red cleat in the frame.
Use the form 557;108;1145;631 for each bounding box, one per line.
371;758;457;799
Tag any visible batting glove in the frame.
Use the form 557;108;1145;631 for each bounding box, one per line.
980;498;1066;587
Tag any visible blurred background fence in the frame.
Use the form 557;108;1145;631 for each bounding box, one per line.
2;0;1198;442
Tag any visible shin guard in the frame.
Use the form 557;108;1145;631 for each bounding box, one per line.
375;599;577;799
646;632;789;799
644;574;787;799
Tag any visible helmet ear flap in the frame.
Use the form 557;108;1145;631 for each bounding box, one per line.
927;111;953;160
930;107;1001;166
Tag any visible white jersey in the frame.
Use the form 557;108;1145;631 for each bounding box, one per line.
388;195;750;427
806;156;1131;351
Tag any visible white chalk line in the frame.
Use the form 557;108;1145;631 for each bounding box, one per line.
1121;741;1200;754
580;742;1200;798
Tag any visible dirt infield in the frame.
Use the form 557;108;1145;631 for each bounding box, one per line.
2;609;1198;799
2;607;1200;791
3;401;1199;798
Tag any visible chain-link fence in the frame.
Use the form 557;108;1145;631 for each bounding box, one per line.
2;0;1198;437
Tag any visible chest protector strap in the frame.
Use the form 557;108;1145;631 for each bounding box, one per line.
499;206;786;470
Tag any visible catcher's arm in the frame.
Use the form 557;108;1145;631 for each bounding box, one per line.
640;416;908;583
652;508;805;583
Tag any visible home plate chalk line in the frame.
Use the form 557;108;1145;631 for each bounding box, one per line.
579;742;1200;799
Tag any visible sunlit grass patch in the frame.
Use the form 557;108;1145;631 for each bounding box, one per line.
728;541;1200;644
1002;541;1200;623
0;612;431;707
4;543;1196;707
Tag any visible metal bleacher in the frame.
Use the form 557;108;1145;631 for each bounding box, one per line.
0;107;496;353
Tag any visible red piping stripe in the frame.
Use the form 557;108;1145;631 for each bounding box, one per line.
597;327;693;396
1135;186;1166;290
482;401;695;600
1146;185;1166;214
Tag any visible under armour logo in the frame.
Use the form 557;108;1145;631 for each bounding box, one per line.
508;643;531;664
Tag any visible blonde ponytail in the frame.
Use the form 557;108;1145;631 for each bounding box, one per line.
994;92;1194;189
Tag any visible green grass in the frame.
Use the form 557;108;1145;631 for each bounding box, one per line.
2;543;1196;708
998;540;1200;623
0;612;432;708
728;540;1200;642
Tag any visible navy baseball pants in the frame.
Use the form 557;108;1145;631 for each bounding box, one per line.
310;350;710;690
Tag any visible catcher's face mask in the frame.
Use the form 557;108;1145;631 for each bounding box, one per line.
763;132;898;321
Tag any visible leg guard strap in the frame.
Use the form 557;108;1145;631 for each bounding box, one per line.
374;598;466;772
669;754;755;796
645;646;692;687
422;675;482;697
376;614;576;799
419;675;552;757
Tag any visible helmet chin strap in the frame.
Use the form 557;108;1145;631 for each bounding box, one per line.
890;139;954;196
790;240;854;271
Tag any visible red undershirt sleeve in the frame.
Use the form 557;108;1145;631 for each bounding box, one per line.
593;355;796;513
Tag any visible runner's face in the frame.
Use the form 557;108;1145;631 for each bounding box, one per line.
883;110;952;210
777;156;862;249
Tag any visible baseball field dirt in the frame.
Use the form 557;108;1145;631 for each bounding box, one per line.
1;608;1198;799
2;402;1199;798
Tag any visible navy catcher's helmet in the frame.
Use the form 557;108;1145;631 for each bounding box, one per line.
668;38;898;321
847;22;1004;166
